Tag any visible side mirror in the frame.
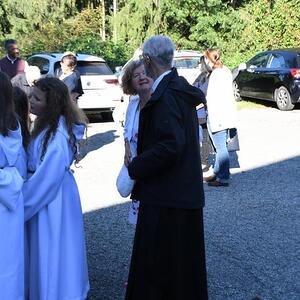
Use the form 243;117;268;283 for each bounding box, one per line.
238;63;247;71
115;66;122;73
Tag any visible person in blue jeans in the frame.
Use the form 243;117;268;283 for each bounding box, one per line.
203;48;237;187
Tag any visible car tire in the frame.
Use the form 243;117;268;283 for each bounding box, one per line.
274;86;294;111
233;81;242;101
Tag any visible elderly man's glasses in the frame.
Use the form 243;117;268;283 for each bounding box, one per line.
139;54;150;63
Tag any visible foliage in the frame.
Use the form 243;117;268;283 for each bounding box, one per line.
64;34;130;68
0;0;299;69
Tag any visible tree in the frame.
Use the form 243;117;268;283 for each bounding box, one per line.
0;0;11;39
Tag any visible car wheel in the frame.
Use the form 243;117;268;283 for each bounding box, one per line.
274;86;295;111
233;81;241;101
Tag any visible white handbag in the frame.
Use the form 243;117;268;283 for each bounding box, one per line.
116;142;136;198
116;164;135;198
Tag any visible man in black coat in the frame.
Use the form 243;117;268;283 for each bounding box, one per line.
125;35;208;300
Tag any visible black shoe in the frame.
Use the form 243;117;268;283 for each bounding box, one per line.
203;174;216;182
208;180;229;187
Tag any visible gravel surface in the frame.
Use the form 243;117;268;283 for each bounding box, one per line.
74;107;300;300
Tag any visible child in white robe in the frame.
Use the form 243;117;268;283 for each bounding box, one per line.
0;71;26;300
23;77;90;300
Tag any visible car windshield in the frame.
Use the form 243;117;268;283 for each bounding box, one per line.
173;57;200;69
54;61;113;75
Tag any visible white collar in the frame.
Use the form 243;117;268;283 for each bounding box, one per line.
151;70;172;93
6;55;18;64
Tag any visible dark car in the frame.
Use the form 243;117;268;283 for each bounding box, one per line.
233;49;300;110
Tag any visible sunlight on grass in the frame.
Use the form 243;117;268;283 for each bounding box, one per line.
236;100;267;110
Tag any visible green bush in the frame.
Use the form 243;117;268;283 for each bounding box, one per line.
64;35;130;69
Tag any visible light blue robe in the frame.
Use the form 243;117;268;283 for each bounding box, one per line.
0;126;26;300
23;117;89;300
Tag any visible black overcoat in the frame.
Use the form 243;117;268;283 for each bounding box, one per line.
128;68;206;209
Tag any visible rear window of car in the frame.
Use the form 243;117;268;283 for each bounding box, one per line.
76;61;113;75
173;57;200;69
54;61;113;76
27;57;50;74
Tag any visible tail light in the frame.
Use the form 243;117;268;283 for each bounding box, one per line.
104;79;119;85
290;69;300;78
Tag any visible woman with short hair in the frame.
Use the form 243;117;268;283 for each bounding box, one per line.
120;59;153;224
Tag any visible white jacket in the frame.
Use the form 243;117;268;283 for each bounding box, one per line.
123;95;140;142
206;66;237;133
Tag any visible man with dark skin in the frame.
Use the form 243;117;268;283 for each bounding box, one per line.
0;39;27;79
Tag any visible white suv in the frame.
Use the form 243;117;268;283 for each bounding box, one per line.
173;50;202;84
27;53;123;116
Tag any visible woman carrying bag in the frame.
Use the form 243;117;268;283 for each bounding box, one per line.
116;59;153;224
203;48;238;187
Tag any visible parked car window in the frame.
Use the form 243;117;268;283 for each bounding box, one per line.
247;53;269;68
76;61;113;75
54;61;113;76
268;54;286;68
173;58;200;69
282;52;300;68
27;57;50;74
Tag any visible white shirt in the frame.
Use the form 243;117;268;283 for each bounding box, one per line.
151;70;172;93
123;95;140;142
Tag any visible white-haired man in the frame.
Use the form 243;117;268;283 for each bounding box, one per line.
11;65;41;99
126;35;208;300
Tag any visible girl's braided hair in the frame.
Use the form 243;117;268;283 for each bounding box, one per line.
32;77;87;161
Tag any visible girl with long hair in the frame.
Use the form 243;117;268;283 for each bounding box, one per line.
12;86;31;148
0;71;26;299
23;77;90;300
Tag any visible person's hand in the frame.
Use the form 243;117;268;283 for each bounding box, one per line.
124;139;132;167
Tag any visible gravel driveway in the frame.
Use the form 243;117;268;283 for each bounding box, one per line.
74;107;300;300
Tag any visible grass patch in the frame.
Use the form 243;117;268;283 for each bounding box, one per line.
236;99;268;110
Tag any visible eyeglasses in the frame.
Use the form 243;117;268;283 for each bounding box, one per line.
139;54;150;63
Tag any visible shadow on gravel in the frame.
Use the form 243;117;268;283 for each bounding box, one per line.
80;130;119;160
84;202;134;300
83;155;300;300
204;154;300;300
